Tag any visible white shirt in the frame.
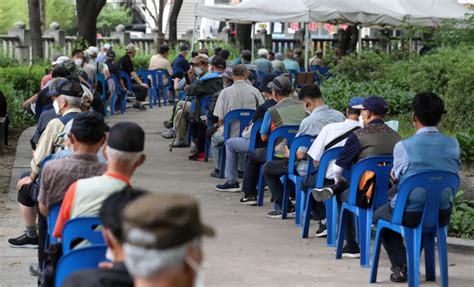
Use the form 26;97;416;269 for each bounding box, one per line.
307;119;360;179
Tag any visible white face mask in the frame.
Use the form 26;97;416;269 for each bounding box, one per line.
194;67;202;75
53;100;61;115
186;256;204;287
74;58;83;66
358;114;364;127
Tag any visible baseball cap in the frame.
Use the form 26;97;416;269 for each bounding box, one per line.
211;56;226;69
179;44;189;52
349;97;365;108
103;43;111;50
222;67;233;80
106;49;116;59
69;111;109;143
107;122;145;152
52;56;70;66
191;54;209;65
267;75;292;93
86;46;98;56
123;193;215;250
47;78;83;98
126;44;137;53
352;96;389;116
259;74;276;93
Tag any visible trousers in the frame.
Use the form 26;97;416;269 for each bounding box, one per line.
242;148;267;197
225;137;250;183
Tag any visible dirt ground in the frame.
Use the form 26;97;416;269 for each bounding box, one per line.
0;129;21;196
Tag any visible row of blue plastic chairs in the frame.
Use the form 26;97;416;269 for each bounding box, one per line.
215;108;459;287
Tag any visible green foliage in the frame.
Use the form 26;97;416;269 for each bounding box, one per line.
331;51;390;82
0;0;28;33
97;4;132;32
432;14;474;47
449;191;474;239
456;130;474;165
321;77;413;115
45;0;76;33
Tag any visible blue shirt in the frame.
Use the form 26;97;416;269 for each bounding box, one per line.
260;111;272;136
284;59;300;71
171;54;190;75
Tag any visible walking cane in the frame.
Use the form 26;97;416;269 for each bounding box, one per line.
169;94;192;152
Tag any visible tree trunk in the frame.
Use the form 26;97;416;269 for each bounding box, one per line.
156;0;166;47
29;0;44;59
168;0;183;47
76;0;107;46
39;0;46;32
236;24;252;50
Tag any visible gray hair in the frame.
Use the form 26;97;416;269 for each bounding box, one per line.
124;237;201;279
60;95;82;108
258;48;268;58
105;146;143;165
275;53;284;61
232;64;248;77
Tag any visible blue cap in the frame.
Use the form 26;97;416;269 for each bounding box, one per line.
352;96;389;116
349;97;365;108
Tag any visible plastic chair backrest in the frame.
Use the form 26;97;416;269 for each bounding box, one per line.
47;203;61;244
200;95;212;115
315;147;344;188
119;71;133;91
62;217;104;254
151;69;170;89
55;244;107;287
265;125;299;161
391;171;459;228
136;70;152;86
41;154;55;169
309;65;318;72
223;109;256;140
96;74;107;93
287;135;315;174
249;119;263;153
347;156;394;209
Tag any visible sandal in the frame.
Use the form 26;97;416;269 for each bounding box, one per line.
390;265;408;283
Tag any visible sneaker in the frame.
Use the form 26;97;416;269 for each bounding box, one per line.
311;187;334;202
315;221;327;237
267;210;283;218
240;195;257;206
163;120;173;129
216;182;240;192
8;232;38;249
210;169;220;178
189;152;205;161
161;129;176;139
339;244;360;258
132;102;147;111
286;205;296;217
29;262;40;277
390;265;408;283
171;139;189;148
237;170;244;179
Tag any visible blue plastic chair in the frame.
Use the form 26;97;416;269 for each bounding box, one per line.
256;70;267;86
61;217;104;254
257;125;299;207
55;244;107;287
151;69;172;106
370;171;459;287
96;74;108;117
46;203;61;247
218;109;256;178
287;69;299;87
335;156;393;267
199;95;213;162
281;135;315;226
249;119;263;153
136;70;156;108
301;147;344;246
109;75;126;115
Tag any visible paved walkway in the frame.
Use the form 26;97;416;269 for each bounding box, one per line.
1;107;473;286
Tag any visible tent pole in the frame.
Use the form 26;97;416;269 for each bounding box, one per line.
304;22;310;72
251;22;255;60
357;25;362;57
191;4;198;53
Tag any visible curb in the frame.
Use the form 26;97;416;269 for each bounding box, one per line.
447;236;474;252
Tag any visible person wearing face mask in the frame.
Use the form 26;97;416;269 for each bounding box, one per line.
71;49;90;85
262;84;345;218
312;96;400;258
119;44;149;111
62;187;148;287
122;192;215;287
372;92;460;283
8;78;83;250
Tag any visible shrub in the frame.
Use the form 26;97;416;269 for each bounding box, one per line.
456;130;474;165
449;191;474;239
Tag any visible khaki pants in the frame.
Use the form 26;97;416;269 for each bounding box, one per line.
173;101;192;140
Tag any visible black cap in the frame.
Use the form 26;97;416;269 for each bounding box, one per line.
70;111;109;144
106;49;115;59
352;96;389;116
107;122;145;152
47;78;83;98
259;74;276;93
267;75;292;93
179;44;189;52
211;56;226;69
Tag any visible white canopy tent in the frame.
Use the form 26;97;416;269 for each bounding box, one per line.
193;0;471;68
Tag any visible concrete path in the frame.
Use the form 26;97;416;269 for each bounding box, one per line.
1;107;473;286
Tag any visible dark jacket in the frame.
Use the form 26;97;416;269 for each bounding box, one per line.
62;262;133;287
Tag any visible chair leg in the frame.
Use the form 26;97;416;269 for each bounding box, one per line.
358;209;371;268
423;233;436;282
301;191;312;238
219;146;226;178
437;227;449;287
326;197;337;247
370;226;384;283
257;169;265;206
281;177;288;219
405;228;421;287
149;89;154;108
163;88;169;106
336;207;348;259
294;179;303;226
